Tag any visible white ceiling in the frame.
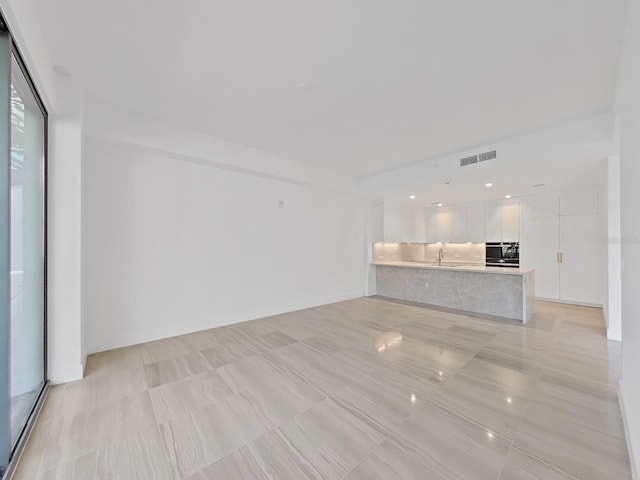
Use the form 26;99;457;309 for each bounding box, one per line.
375;154;608;208
36;0;629;177
360;116;613;206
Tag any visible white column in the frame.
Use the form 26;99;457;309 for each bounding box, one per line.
47;116;84;383
47;74;84;383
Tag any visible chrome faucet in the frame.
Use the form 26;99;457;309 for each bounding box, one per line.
437;248;444;266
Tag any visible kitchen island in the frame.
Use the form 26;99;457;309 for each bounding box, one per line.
374;261;535;323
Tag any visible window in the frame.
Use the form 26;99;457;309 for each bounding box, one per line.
0;13;48;477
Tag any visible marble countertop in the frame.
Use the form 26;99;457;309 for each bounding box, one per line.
373;261;533;276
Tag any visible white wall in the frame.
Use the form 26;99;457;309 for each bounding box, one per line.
83;104;364;354
606;156;623;341
617;0;640;477
1;0;86;383
2;0;365;375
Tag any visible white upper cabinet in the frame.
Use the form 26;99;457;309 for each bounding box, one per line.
371;204;385;242
450;208;467;243
421;208;452;243
404;207;418;242
436;210;452;243
371;203;419;243
560;192;598;216
520;197;559;218
466;206;486;243
425;208;438;243
415;210;427;243
501;203;520;242
382;204;405;242
485;204;502;242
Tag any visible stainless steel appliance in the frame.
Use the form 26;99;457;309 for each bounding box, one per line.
486;242;519;268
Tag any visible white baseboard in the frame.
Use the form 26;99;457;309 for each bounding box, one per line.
48;363;84;384
608;326;623;342
535;297;603;308
88;290;365;355
619;380;639;480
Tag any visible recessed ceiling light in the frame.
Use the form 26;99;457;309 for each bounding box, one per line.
485;183;493;188
437;203;443;207
409;195;416;200
505;194;512;199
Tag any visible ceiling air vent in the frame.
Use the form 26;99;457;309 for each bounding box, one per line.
460;155;478;167
478;150;497;162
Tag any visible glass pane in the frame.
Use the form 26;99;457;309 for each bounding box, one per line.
9;53;45;448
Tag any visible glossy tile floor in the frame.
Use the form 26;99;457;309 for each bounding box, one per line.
12;297;631;479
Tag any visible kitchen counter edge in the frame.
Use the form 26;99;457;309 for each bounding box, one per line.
372;261;533;276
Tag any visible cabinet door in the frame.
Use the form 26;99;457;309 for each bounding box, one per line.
520;217;560;299
466;206;486;242
382;204;406;242
424;209;438;243
520;197;559;218
450;208;467;242
485;204;502;242
414;208;427;243
371;204;384;242
436;210;452;243
501;203;520;242
559;214;602;304
560;192;598;216
404;207;417;243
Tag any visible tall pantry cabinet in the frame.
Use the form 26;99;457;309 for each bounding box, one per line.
519;193;602;305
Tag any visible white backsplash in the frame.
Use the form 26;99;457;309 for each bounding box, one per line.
373;242;485;264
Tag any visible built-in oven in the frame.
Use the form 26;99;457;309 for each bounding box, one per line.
486;242;519;268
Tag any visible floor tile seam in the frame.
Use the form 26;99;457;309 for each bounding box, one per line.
446;367;541;394
151;421;181;480
421;397;513;444
90;388;156;421
37;419;158;479
509;367;553;434
251;353;319;374
153;388;307;434
338;421;395;480
537;366;621;393
269;421;353;480
37;386;157;460
495;389;532;480
472;349;546;370
525;390;624;417
329;386;421;437
509;391;627;477
62;369;150;406
188;418;283;479
299;360;366;395
201;408;318;480
507;445;582;480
